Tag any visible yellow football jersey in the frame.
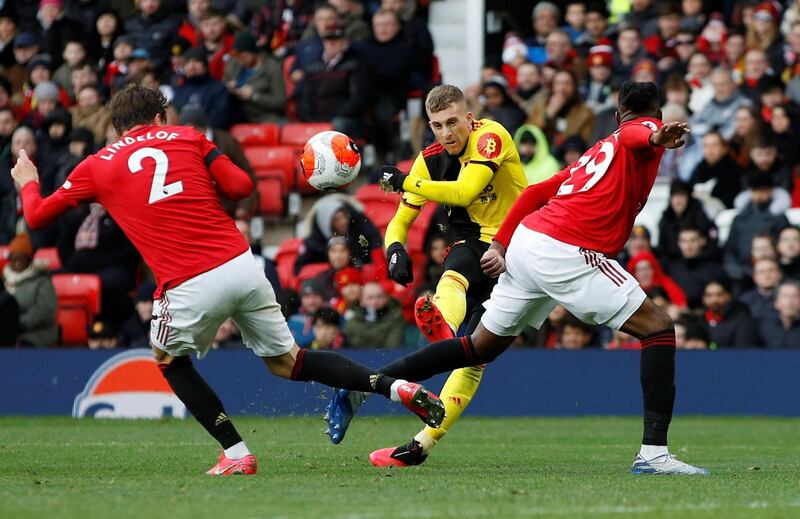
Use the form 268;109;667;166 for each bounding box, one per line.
402;119;527;243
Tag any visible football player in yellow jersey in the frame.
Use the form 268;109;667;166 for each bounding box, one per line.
325;84;527;466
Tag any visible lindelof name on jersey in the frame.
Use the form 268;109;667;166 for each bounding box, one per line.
98;131;181;161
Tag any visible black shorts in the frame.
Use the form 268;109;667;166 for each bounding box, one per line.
442;238;497;334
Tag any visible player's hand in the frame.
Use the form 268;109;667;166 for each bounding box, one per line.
650;122;690;149
480;241;507;277
378;166;408;193
10;149;39;191
386;242;413;286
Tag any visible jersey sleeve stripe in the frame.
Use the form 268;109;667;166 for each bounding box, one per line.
469;160;499;173
204;148;222;168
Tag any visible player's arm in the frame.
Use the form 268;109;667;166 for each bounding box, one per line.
199;131;253;201
620;120;689;150
381;162;493;207
13;150;94;230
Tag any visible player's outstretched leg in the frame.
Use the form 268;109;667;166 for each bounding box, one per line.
266;346;446;429
622;298;709;476
155;350;256;476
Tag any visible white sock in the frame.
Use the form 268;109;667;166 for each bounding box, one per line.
639;444;668;461
224;441;251;460
389;379;408;402
413;429;438;454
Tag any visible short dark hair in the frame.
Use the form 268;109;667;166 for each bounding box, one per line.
313;307;341;327
198;6;225;21
618;81;660;115
109;83;167;134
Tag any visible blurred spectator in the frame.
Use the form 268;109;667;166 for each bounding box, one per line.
125;0;181;80
690;67;751;141
295;196;385;275
525;2;560;65
118;281;156;348
677;316;710;349
197;8;233;81
36;0;82;70
54;127;94;188
632;58;657;83
103;35;132;89
311;307;345;349
769;103;800;169
728;105;766;169
0;9;16;69
739;258;783;319
3;233;57;347
627;250;688;308
556;135;587;167
666;225;720;308
648;286;682;322
356;9;412;156
330;0;369;41
740;49;773;103
223;32;285;123
293;3;336;86
381;0;434;88
686;52;714;114
87;320;118;349
70;62;100;101
0;106;16;156
701;278;758;348
574;3;609;56
0;127;36;242
514;124;560;186
296;23;367;137
757;75;787;124
343;282;405;348
619;0;658;38
234;218;281;290
657;102;692;179
312;235;355;299
529;69;594;146
680;0;706;33
479;80;527;136
698;15;727;64
644;3;682;78
747;1;784;73
555;314;593;349
8;32;40;97
529;304;567;348
52;40;86;94
589;82;621;143
88;9;124;74
250;0;314;57
23;80;67;132
689;130;745;208
0;280;19;346
613;25;646;84
178;0;210;47
288;278;327;348
173;47;231;129
724;172;789;282
543;30;578;75
513;62;541;114
562;1;586;43
618;225;653;266
211;318;244;349
657;180;716;261
70;85;111;145
581;44;614;115
739;133;793;197
330;266;361;317
777;226;800;279
663;29;699;80
722;28;746;82
757;280;800;348
663;75;690;111
734;168;791;216
179;104;257;217
57;204;140;328
0;78;12;113
781;0;800;37
422;234;447;289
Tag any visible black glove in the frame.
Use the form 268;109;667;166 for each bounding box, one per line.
386;242;414;286
379;166;408;193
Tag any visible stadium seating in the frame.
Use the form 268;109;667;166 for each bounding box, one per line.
51;274;102;346
280;122;334;148
274;237;303;290
244;146;298;193
33;247;62;270
229;123;280;147
282;55;298;121
714;208;739;246
295;262;330;290
255;173;285;215
0;245;8;273
395;158;415;173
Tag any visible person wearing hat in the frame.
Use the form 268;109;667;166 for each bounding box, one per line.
750;1;784;73
656;178;717;262
19;53;71;121
8;32;41;97
223;31;285;123
127;48;153;78
173;46;232;128
124;0;181;80
87;320;119;349
724;170;790;283
36;0;82;70
2;232;58;347
582;44;614;114
331;266;362;317
287;278;329;348
179;103;258;217
119;280;157;348
0;8;17;69
513;123;560;185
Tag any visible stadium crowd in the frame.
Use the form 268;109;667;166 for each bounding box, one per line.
1;0;799;350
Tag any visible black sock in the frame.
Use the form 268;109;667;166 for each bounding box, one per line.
289;349;396;397
380;336;478;381
159;356;242;449
639;329;676;446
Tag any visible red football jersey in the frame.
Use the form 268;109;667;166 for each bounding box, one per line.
523;117;665;255
39;125;249;297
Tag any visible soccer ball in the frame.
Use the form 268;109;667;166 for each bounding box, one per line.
301;131;361;191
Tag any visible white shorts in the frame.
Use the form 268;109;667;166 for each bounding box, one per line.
150;250;295;358
482;227;646;337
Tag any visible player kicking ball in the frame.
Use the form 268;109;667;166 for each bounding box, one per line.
327;82;708;475
11;84;444;476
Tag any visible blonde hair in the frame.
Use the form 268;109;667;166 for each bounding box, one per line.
425;85;465;114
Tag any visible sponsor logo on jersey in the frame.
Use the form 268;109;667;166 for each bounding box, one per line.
477;132;502;160
641;121;659;132
73;349;187;419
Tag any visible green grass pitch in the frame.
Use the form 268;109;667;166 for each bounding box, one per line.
2;416;798;518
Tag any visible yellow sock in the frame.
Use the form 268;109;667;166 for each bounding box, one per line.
416;365;485;450
432;270;469;333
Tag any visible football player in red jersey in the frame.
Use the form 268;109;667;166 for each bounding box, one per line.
10;84;444;475
329;82;709;475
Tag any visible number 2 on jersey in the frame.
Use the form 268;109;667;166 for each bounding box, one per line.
557;141;615;196
128;147;184;204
